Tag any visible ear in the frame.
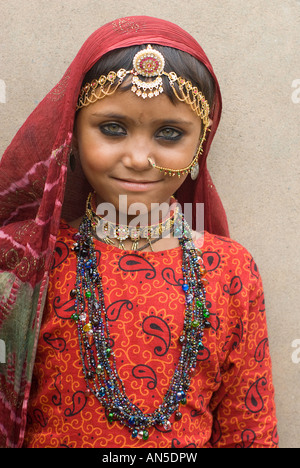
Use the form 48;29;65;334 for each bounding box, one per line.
71;138;79;154
72;133;78;152
72;116;79;152
69;125;79;172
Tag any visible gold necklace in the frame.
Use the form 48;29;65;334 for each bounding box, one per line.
85;192;178;251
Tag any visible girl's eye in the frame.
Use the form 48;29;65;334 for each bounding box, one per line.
100;123;127;136
156;127;183;141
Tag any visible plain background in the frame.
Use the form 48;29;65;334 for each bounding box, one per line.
1;0;299;448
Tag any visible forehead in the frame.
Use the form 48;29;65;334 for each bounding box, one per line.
79;87;201;126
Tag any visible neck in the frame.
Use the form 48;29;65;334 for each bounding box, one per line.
94;194;175;227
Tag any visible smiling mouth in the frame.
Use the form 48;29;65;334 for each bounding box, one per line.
112;177;163;191
113;177;163;184
120;178;160;182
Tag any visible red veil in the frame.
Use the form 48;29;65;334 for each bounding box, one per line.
0;16;229;447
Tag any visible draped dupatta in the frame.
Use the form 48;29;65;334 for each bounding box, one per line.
0;16;228;447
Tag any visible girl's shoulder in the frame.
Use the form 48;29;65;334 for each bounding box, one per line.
196;231;260;285
58;218;78;236
195;230;251;255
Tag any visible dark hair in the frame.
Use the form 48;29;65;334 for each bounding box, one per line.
81;44;215;112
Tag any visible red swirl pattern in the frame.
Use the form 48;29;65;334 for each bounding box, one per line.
23;223;278;448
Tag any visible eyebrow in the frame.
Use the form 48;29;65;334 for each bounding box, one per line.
90;112;194;126
91;112;126;119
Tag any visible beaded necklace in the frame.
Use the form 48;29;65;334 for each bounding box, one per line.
71;195;210;441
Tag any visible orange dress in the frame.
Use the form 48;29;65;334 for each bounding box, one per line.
23;221;278;448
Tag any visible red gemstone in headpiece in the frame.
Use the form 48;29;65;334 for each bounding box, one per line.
133;45;165;77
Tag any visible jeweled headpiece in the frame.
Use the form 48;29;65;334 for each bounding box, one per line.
77;45;210;126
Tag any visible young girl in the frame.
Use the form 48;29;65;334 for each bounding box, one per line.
0;16;278;448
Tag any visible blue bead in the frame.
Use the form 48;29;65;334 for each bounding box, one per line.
186;294;193;303
176;390;186;401
182;284;189;291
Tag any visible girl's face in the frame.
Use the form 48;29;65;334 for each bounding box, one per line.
74;88;201;220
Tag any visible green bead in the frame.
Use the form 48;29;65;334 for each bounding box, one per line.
106;348;112;357
203;309;210;318
192;320;200;328
71;313;79;321
85;290;92;298
143;430;149;440
108;412;114;422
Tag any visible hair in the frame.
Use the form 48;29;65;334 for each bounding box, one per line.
80;44;216;112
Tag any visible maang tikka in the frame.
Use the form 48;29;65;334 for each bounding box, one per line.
77;44;211;179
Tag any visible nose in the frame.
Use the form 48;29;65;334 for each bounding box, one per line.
122;136;153;172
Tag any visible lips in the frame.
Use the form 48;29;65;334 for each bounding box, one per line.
114;177;161;183
111;177;162;192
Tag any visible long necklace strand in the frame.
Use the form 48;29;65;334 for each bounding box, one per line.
71;199;210;441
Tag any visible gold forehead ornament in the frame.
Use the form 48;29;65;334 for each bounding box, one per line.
77;45;209;122
77;45;211;178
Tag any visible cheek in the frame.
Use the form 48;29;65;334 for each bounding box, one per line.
161;134;200;169
78;132;114;174
163;173;189;195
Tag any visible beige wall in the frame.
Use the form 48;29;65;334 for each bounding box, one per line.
1;0;299;448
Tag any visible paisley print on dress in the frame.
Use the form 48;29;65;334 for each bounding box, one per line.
23;223;278;448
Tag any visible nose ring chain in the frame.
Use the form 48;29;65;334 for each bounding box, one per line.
147;130;208;179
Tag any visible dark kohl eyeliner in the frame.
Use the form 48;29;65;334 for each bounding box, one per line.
99;122;127;136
